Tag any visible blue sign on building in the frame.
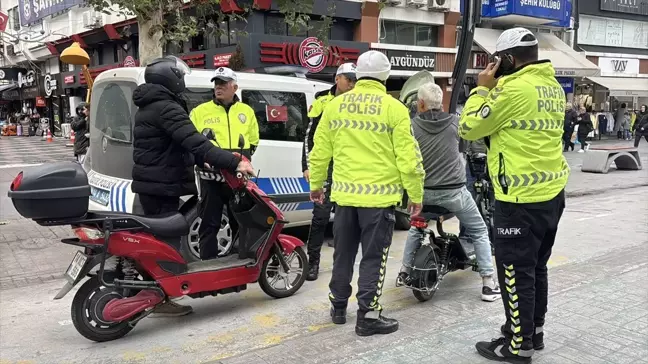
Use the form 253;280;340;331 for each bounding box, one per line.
18;0;85;27
461;0;569;25
545;0;572;28
556;77;574;94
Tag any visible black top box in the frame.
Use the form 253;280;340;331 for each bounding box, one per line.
8;162;91;221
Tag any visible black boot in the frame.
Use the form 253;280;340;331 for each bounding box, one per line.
501;324;545;350
330;307;346;324
475;337;533;363
355;311;399;336
306;260;319;281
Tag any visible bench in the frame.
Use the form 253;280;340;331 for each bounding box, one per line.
581;146;642;174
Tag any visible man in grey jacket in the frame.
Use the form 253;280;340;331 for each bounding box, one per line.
398;82;500;302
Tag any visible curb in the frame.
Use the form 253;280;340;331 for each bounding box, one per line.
565;182;648;198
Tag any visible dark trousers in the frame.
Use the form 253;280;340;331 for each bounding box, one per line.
329;206;395;316
634;133;648;148
139;194;179;215
307;181;333;264
577;134;588;150
494;191;565;353
562;134;574;151
198;179;238;260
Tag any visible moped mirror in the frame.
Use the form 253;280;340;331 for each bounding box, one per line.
202;128;215;141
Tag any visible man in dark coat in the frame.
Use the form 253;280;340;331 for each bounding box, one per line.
563;104;577;152
633;105;648;147
71;102;90;164
131;56;254;316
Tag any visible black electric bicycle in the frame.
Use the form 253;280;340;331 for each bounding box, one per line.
467;154;495;246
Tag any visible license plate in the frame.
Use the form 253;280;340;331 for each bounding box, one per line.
90;186;110;206
65;252;88;283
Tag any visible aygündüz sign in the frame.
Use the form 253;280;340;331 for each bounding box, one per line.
383;50;436;71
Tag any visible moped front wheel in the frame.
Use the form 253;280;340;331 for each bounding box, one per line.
71;276;135;342
259;246;308;299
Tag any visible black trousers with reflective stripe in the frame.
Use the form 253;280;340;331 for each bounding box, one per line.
307;165;334;264
329;206;395;313
198;179;238;260
494;191;565;348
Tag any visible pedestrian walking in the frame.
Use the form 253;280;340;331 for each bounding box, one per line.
308;50;425;337
131;56;255;316
71;102;90;165
576;106;593;153
563;104;576;151
459;27;570;363
190;67;259;260
302;63;357;281
633;105;648;147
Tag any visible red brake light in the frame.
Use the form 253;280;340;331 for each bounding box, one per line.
74;227;105;243
10;172;23;191
410;216;428;229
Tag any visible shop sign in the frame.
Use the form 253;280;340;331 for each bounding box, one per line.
556;77;574;93
554;69;577;76
214;54;233;67
18;70;36;88
598;57;639;76
578;15;648;50
0;67;26;82
18;0;85;27
36;97;46;107
600;0;648;16
64;75;75;84
43;74;57;97
2;89;20;100
466;0;567;23
383;50;435;71
473;52;489;69
299;37;327;73
21;85;39;99
123;56;137;67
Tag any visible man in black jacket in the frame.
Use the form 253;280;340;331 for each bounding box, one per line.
301;63;356;281
71;102;90;165
132;56;254;316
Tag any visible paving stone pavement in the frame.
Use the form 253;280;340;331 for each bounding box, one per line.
0;135;74;166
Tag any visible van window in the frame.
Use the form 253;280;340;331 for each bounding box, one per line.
93;81;136;142
184;88;214;111
241;90;308;142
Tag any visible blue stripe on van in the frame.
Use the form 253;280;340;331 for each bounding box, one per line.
255;177;310;195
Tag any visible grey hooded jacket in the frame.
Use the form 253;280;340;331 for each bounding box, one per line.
411;110;466;189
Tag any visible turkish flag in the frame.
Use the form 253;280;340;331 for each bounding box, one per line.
266;105;288;123
0;12;9;33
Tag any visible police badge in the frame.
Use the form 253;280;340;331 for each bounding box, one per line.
238;113;246;124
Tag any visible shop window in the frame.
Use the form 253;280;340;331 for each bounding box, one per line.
8;7;20;31
191;33;206;51
92;81;135;142
266;15;287;36
382;21;438;47
241;90;308;142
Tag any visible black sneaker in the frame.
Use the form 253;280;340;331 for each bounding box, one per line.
481;284;502;302
396;272;411;287
355;312;399;336
475;337;533;363
501;324;545;350
330;307;346;325
306;263;319;281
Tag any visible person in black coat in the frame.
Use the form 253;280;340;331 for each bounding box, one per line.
563;104;577;152
633;105;648;147
131;56;255;316
576;106;593;152
71;102;90;163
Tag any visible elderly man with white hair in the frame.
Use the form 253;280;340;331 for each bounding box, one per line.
398;81;500;302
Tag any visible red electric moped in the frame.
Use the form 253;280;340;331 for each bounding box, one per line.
8;135;308;342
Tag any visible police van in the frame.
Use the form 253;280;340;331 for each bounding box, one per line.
84;67;331;261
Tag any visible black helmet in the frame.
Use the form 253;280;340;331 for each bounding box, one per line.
144;55;191;94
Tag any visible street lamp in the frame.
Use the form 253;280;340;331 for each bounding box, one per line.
60;42;92;103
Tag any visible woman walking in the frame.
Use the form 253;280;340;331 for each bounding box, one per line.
577;106;593;153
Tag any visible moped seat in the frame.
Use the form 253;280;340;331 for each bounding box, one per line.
87;211;190;237
421;205;455;221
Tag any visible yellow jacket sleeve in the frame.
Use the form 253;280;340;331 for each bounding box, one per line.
248;110;260;146
189;107;201;131
391;106;425;204
308;105;333;191
459;85;514;140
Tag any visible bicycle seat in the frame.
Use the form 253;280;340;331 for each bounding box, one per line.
420;205;455;221
86;211;190;237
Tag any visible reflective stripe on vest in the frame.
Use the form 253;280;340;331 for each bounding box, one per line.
331;181;403;195
505;169;569;188
330;119;393;133
509;119;563;131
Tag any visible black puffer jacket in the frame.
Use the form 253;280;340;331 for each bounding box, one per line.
131;84;239;197
71;114;89;156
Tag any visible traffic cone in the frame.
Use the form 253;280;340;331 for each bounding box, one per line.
46;129;53;143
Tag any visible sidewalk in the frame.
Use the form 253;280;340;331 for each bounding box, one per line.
0;141;646;289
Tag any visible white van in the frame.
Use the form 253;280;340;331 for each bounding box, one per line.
84;67;331;261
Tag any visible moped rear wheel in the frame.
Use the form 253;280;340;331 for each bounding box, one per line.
412;251;441;302
71;276;135;342
259;246;308;299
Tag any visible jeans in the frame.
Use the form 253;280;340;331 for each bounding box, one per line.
459;162;476;238
401;187;494;277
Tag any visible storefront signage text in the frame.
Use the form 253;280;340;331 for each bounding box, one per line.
214;54;232;67
36;97;46;107
554;69;576;76
473;52;489;69
599;57;639;76
18;0;85;26
64;75;75;84
600;0;648;16
299;37;328;73
383;50;436;71
0;67;26;82
43;74;57;97
556;77;574;94
474;0;567;23
18;70;36;88
21;85;39;99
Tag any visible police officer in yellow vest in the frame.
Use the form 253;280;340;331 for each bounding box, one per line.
190;67;259;260
309;50;425;337
459;28;570;363
302;63;357;281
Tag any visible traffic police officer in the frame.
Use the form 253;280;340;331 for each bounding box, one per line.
459;28;570;363
191;67;260;260
309;50;425;337
302;63;357;281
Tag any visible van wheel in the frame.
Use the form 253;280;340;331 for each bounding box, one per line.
180;204;233;262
